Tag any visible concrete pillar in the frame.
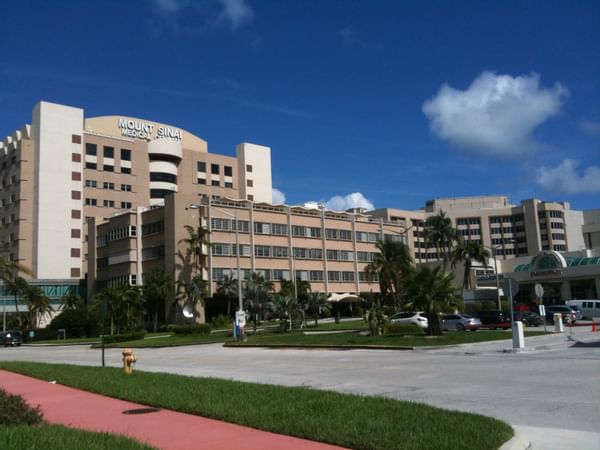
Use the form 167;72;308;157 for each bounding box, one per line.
560;281;571;302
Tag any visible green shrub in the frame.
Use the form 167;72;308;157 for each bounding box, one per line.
102;332;145;344
22;328;56;342
209;315;232;329
0;389;43;426
167;324;211;335
385;323;424;336
48;307;100;338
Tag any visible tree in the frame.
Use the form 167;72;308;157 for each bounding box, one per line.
424;211;459;270
243;272;273;333
95;284;144;335
451;239;490;293
179;224;211;277
305;292;329;327
404;266;460;336
365;238;413;310
60;293;84;311
216;275;238;317
143;268;174;332
0;241;34;329
21;284;53;328
273;294;301;332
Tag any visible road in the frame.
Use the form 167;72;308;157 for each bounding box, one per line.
1;329;599;449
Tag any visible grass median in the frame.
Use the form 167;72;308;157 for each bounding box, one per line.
0;362;513;450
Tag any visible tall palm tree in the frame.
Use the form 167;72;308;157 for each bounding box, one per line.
21;284;53;328
60;293;83;311
305;292;329;326
176;274;208;322
243;272;273;333
451;239;490;292
216;275;238;317
0;241;34;329
143;268;174;331
404;266;460;336
273;293;301;332
365;238;413;310
424;211;459;270
179;224;211;277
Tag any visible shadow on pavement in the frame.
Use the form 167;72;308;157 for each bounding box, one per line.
571;341;600;348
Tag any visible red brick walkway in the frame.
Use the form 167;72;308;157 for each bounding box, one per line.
0;370;347;450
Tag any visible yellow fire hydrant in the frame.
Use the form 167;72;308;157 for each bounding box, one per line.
122;348;136;375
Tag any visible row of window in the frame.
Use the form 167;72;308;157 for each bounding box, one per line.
1;174;18;188
197;162;233;176
86;144;131;161
456;217;481;226
85;198;131;209
85;180;132;191
198;178;234;188
489;214;525;224
84;162;131;174
142;221;164;236
97;225;137;246
539;210;563;219
211;268;379;283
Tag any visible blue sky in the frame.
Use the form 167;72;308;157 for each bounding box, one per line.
1;0;599;211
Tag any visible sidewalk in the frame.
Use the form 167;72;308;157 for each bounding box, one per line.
0;370;346;450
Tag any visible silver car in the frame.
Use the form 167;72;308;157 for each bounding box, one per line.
388;311;429;329
441;314;482;331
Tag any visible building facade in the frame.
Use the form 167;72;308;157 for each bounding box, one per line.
0;101;273;282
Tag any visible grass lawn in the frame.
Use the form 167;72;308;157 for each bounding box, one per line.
0;424;156;449
228;329;549;348
0;362;513;450
96;332;232;348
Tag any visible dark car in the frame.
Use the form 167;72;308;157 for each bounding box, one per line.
1;330;22;347
513;311;542;327
545;305;578;324
474;310;512;329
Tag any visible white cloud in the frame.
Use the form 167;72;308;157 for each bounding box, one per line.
536;159;600;194
324;192;375;212
218;0;253;30
272;188;286;204
580;120;600;137
423;71;568;157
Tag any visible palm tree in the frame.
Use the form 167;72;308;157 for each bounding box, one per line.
143;268;174;332
21;284;53;329
0;241;34;329
179;224;211;276
451;239;490;293
176;274;208;323
273;293;301;332
216;275;238;317
305;292;329;326
424;211;459;270
96;284;144;335
365;238;413;310
243;272;273;333
404;266;460;336
60;293;84;311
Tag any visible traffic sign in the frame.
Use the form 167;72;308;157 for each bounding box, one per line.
502;278;519;298
535;283;544;298
235;310;246;327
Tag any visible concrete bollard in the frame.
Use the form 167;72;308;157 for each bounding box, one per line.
554;313;564;332
513;321;525;349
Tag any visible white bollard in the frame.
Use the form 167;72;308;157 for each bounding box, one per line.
554;313;564;332
513;321;525;349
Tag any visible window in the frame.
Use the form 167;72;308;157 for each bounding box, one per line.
272;246;289;258
211;164;219;175
85;180;97;188
121;167;131;174
309;271;324;281
85;198;97;206
271;223;288;236
72;153;81;162
103;165;114;172
121;202;132;209
247;194;254;201
142;221;164;236
103;200;115;208
224;166;232;176
197;161;206;172
121;148;131;161
103;146;114;158
328;271;341;281
247;179;253;187
246;164;253;172
292;225;306;237
211;180;220;186
71;190;81;200
72;134;81;144
121;184;132;192
308;227;321;238
71;248;80;257
103;182;115;190
150;189;173;199
85;162;97;170
71;171;81;181
224;182;233;188
70;268;81;278
71;210;81;219
85;143;97;156
255;245;271;257
254;222;270;234
198;178;206;184
71;229;81;238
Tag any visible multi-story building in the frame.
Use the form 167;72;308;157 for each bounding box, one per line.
89;193;407;321
0;101;272;283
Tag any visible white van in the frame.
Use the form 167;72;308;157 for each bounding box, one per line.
566;300;600;320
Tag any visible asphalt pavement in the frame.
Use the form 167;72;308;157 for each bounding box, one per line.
1;327;599;450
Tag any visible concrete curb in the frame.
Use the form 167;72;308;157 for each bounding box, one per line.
499;432;531;450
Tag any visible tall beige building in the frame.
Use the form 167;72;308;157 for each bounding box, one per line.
0;101;273;282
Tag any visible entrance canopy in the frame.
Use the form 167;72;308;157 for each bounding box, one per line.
326;293;361;303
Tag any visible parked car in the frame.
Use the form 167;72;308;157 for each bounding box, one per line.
474;310;512;329
513;311;542;327
441;314;481;331
545;305;578;324
1;330;22;347
566;299;600;320
388;311;429;329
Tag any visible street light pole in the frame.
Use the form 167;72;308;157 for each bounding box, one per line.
492;248;502;311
